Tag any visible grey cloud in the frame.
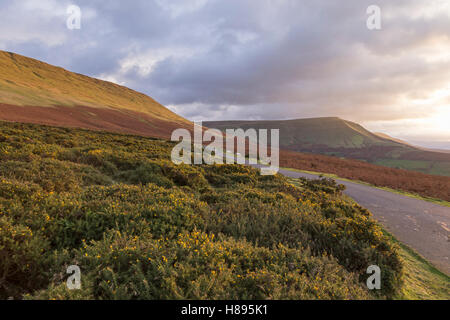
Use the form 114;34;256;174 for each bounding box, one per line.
1;0;449;143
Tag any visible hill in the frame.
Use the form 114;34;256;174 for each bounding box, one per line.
207;117;394;149
205;118;450;176
0;51;191;139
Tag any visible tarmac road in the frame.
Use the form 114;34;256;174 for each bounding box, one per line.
253;164;450;275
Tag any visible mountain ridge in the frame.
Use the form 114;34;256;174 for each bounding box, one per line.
205;117;450;176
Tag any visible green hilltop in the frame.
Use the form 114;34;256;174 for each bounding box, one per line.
205;117;450;176
207;117;397;149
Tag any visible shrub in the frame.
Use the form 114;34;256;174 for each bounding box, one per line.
29;231;368;300
0;121;403;299
0;217;50;298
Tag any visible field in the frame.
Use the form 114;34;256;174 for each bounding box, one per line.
0;121;406;300
374;159;450;177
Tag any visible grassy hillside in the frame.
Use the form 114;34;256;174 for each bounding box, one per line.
0;121;406;300
0;51;191;139
384;231;450;300
0;51;187;122
205;118;450;176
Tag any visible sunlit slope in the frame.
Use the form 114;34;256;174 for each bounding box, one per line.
375;132;450;154
0;51;188;124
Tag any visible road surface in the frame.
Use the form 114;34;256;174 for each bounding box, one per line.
253;165;450;275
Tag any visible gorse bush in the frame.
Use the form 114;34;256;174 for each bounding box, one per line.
0;121;403;299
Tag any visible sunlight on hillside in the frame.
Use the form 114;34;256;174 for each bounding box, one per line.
0;51;189;124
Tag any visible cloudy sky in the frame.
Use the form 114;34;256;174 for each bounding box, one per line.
1;0;449;148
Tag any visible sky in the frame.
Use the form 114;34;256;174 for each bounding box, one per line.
0;0;449;149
